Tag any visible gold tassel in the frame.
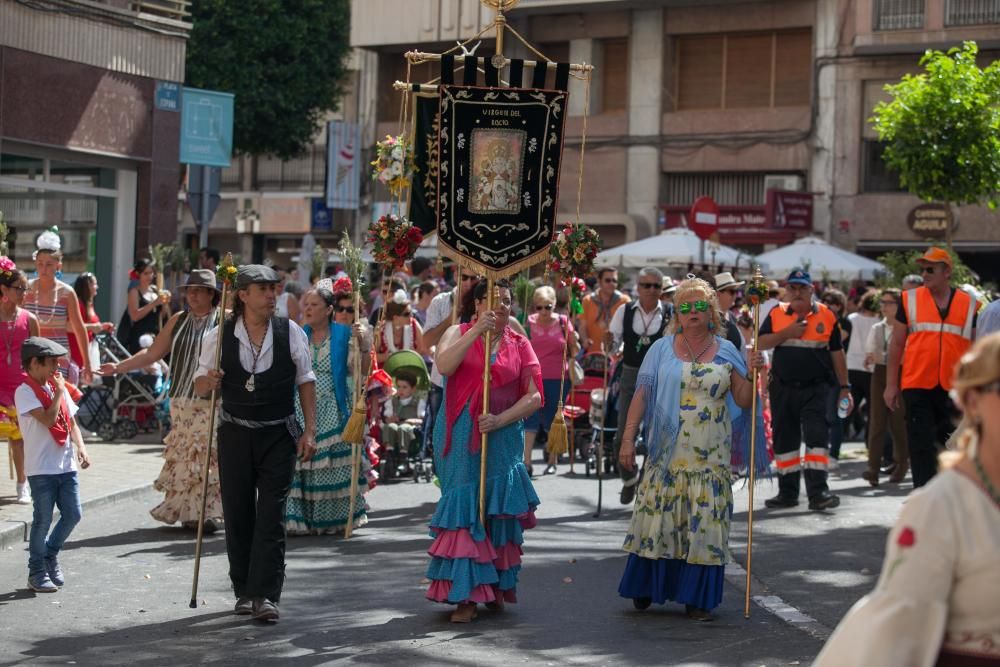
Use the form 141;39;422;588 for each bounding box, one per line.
342;397;367;444
546;403;569;456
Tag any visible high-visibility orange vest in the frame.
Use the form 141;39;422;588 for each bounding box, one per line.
769;302;838;350
901;287;976;391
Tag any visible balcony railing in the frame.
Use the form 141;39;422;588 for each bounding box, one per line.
130;0;191;22
255;147;327;192
874;0;925;30
945;0;1000;25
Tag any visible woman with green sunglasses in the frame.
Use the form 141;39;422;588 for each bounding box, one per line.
617;277;768;621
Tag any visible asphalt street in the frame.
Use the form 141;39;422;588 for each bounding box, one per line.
0;445;904;666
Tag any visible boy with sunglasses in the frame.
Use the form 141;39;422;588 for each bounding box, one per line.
580;268;630;355
885;247;977;488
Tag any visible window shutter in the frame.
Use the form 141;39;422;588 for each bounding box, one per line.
774;30;812;107
724;33;772;109
601;38;629;112
676;35;724;111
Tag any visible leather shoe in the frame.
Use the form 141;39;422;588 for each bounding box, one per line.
764;494;798;508
543;464;557;475
887;463;909;484
879;463;897;476
619;478;638;505
808;491;841;511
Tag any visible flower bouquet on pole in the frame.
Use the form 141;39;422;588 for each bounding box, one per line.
371;134;416;199
545;223;602;458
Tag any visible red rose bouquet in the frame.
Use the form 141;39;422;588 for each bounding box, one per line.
367;214;423;269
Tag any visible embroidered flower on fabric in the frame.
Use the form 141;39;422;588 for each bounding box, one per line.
887;525;916;580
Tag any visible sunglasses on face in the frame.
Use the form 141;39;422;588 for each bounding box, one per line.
6;286;27;293
335;305;353;313
677;300;709;315
920;266;936;275
880;299;897;306
768;290;780;297
638;282;660;289
603;278;618;284
535;304;554;311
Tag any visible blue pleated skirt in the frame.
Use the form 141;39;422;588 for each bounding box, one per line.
617;554;725;610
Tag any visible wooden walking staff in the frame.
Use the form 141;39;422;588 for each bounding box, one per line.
189;253;235;609
478;280;497;527
343;294;364;539
743;265;768;619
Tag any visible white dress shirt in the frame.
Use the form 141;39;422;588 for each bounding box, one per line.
608;301;664;345
425;290;457;388
195;317;316;386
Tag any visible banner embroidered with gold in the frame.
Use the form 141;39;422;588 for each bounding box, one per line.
437;85;569;279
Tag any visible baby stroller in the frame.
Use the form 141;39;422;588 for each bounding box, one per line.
378;350;434;483
562;352;610;470
585;356;645;478
80;332;171;441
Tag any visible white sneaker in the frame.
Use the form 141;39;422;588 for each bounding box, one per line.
16;482;31;504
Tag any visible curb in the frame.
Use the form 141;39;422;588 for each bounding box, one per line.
1;482;154;553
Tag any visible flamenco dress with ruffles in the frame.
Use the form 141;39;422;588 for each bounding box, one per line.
426;325;542;605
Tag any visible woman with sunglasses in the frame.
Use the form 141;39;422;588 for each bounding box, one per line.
426;279;542;623
617;277;766;621
815;333;1000;665
285;279;371;535
0;260;40;504
523;285;578;476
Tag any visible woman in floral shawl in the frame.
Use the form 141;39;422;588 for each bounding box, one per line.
617;277;768;620
425;279;542;623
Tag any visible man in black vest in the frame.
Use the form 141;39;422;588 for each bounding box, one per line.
195;265;317;623
606;267;669;504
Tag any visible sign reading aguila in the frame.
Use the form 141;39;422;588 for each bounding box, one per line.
907;203;955;239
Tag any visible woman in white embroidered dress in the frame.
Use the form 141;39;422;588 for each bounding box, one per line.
815;332;1000;666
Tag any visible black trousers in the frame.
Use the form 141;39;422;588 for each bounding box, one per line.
770;378;831;500
902;386;955;488
217;421;297;602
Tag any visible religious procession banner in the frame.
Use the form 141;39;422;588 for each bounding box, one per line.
436;85;569;279
407;94;440;237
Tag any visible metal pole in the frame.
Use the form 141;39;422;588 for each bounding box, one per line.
198;165;211;249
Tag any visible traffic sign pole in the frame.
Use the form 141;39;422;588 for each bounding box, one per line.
199;165;211;248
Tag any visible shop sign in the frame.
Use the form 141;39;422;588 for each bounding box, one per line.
155;81;180;112
907;203;955;239
766;190;813;229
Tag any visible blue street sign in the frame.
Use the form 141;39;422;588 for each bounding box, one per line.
179;87;235;167
311;198;333;232
155;81;180;112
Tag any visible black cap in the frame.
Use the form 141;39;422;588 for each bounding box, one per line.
21;336;68;365
235;264;280;290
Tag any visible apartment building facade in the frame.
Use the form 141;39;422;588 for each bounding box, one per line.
351;0;999;280
0;0;190;317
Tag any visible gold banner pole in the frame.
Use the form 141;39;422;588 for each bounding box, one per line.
345;295;364;539
744;265;766;618
478;280;497;527
189;253;232;609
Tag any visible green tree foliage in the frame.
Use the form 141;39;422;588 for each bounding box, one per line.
870;42;1000;241
877;245;976;288
186;0;352;159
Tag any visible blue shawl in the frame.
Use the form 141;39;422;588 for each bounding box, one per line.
303;322;352;436
635;335;770;479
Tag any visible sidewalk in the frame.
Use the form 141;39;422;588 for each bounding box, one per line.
0;433;165;550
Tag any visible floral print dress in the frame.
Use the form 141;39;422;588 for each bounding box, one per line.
623;360;734;569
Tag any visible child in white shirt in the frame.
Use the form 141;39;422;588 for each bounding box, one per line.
15;337;90;593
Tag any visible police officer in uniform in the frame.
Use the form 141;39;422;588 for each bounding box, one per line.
195;265;317;622
757;269;851;511
606;267;668;504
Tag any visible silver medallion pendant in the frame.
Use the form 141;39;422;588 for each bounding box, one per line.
245;375;255;392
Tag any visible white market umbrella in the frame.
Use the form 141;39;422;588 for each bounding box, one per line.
596;227;759;272
756;236;886;281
